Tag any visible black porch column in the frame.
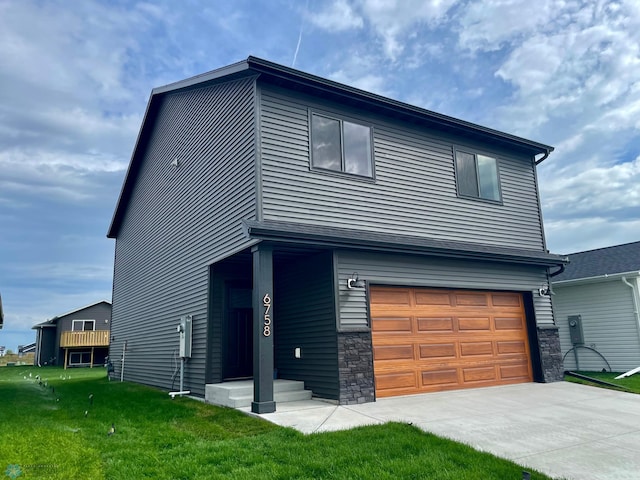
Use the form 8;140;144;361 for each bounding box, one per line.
251;244;276;414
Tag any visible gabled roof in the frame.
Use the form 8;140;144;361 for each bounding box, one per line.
31;300;111;329
552;241;640;282
107;56;554;239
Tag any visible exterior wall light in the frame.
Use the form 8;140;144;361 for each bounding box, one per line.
347;272;360;289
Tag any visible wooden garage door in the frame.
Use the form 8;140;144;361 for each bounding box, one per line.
370;286;532;398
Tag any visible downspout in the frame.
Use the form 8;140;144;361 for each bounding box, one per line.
35;328;41;367
621;276;640;347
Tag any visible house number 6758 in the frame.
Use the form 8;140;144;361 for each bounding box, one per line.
263;293;272;337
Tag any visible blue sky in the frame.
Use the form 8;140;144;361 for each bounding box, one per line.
1;0;639;350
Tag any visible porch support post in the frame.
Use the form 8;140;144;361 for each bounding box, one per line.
251;244;276;414
64;348;68;370
90;347;95;368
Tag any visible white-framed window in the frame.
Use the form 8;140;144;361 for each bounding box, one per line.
69;351;91;365
310;112;374;178
454;148;502;202
72;319;95;332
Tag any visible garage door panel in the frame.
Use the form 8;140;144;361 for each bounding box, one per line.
416;317;454;332
419;343;456;359
455;293;488;306
491;293;522;307
370;288;411;306
495;317;524;330
371;286;532;397
500;364;530;379
374;344;414;361
462;366;497;382
421;369;458;386
372;317;412;332
458;317;491;331
460;341;493;357
375;371;416;391
497;340;526;354
414;291;451;306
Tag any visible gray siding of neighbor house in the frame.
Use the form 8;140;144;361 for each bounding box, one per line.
110;77;257;397
259;85;545;251
275;251;339;400
334;250;554;330
39;329;57;365
554;280;640;371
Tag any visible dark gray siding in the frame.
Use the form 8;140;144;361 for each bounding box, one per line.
259;85;544;251
38;329;57;366
275;251;339;400
110;77;257;396
57;303;112;334
335;250;554;329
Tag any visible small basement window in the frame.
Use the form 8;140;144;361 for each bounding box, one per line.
455;149;501;202
310;112;373;177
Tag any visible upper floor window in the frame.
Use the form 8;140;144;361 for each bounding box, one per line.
310;113;373;177
455;149;501;202
72;319;95;331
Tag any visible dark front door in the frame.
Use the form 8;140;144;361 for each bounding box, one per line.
224;287;253;379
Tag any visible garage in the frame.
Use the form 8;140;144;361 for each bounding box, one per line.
370;286;533;397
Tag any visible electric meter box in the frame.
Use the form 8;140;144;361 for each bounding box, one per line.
179;315;192;358
568;315;584;345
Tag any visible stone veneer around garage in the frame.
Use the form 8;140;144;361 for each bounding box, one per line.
337;331;375;405
537;325;565;382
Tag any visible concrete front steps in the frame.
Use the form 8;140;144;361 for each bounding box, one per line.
205;379;312;408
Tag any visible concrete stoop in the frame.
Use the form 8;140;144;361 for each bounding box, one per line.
205;379;312;408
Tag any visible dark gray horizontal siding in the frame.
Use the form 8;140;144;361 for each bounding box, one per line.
335;250;553;329
275;252;339;399
259;86;544;250
111;77;257;397
554;281;640;371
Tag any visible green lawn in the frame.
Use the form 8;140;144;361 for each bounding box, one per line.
0;366;553;480
564;370;640;393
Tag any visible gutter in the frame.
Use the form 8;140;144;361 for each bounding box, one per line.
622;276;640;348
534;149;552;165
553;270;640;287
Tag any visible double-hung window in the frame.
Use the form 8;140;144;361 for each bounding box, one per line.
310;112;373;178
455;149;501;202
72;319;95;331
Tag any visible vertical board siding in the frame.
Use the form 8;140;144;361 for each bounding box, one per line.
110;77;257;397
336;251;552;329
275;252;339;399
260;86;545;250
554;281;640;371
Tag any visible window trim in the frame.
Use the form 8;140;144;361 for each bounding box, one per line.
309;110;375;180
72;319;96;332
453;147;503;204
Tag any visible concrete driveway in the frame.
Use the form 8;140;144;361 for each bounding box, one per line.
243;382;640;480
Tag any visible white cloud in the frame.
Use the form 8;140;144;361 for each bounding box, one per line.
309;0;364;31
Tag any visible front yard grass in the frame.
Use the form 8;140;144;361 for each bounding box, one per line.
564;370;640;393
0;366;553;479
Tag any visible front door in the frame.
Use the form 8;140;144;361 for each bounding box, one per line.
223;287;253;379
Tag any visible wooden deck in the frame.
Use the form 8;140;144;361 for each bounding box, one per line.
60;330;110;348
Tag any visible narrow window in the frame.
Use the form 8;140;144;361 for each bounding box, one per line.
311;113;373;177
455;150;501;202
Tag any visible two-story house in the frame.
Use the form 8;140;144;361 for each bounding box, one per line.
33;301;111;368
107;57;567;414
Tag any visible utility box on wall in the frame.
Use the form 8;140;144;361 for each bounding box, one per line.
568;315;584;345
178;315;192;358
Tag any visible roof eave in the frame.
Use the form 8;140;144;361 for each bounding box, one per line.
553;270;640;286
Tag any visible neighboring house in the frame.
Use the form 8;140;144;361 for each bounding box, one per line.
0;346;5;357
107;56;567;413
552;241;640;372
32;301;111;368
18;343;36;354
0;292;4;329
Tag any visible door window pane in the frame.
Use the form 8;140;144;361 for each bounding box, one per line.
343;121;372;176
311;114;341;171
